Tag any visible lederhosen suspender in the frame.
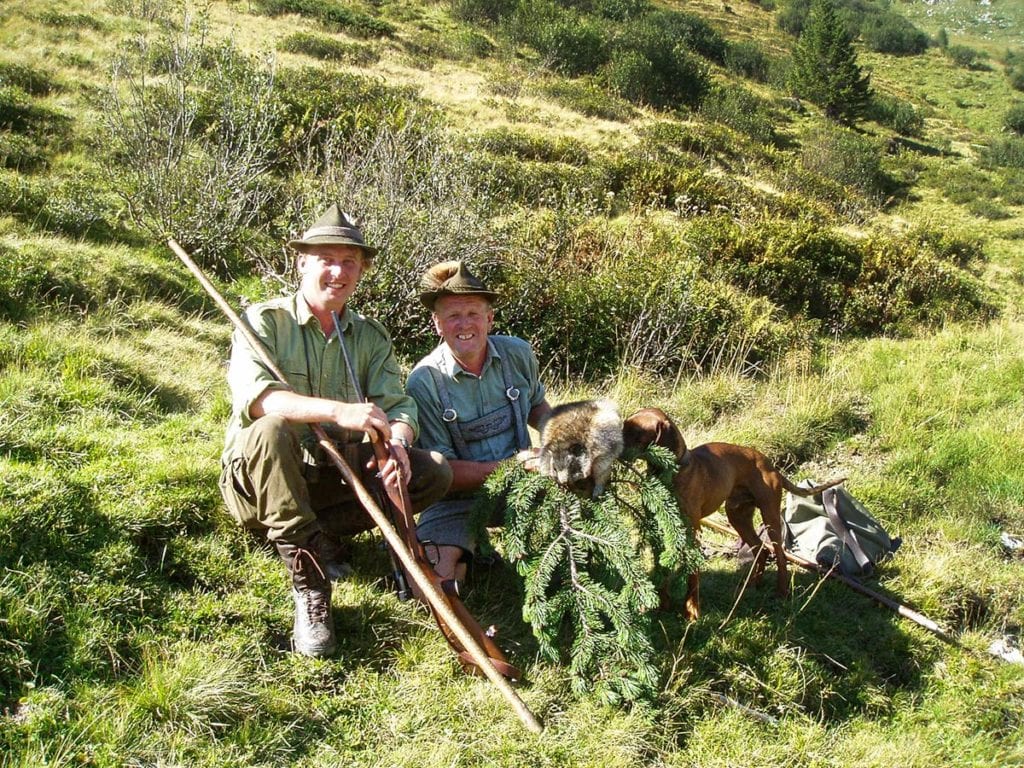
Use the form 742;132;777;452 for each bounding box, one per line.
425;338;529;461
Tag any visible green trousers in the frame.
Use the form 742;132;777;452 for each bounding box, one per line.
219;414;452;544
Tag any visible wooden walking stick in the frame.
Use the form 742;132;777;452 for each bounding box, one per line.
700;516;956;644
168;238;544;735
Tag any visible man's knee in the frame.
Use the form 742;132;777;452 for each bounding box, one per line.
242;413;300;458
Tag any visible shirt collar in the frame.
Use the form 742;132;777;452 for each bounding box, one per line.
443;337;499;378
295;291;351;336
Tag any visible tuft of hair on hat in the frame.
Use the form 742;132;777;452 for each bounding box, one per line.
420;260;462;293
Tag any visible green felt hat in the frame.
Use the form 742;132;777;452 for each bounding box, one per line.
287;204;378;258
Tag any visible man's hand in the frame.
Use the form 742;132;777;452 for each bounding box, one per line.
378;440;411;493
329;401;392;443
516;448;542;472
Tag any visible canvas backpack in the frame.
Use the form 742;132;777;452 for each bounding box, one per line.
785;482;901;578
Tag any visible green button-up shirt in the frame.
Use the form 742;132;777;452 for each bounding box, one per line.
222;291;417;462
406;335;545;462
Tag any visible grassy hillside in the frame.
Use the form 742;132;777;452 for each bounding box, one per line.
2;0;1023;765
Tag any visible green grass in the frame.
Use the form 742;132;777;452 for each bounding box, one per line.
1;0;1024;764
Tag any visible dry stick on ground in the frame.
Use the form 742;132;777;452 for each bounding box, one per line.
167;238;544;735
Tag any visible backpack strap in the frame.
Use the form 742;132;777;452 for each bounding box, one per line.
821;486;873;575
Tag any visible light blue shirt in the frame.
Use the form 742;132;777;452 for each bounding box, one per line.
406;336;545;461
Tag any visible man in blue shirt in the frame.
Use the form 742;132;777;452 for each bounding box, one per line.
406;262;551;583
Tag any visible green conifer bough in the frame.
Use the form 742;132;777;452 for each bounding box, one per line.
789;0;872;123
473;446;704;705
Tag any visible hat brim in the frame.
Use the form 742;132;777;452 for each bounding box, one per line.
287;235;379;258
419;288;500;310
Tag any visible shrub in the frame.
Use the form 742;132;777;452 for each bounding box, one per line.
497;216;798;377
798;124;888;201
450;0;518;23
687;215;862;326
538;77;635;121
724;40;772;82
509;2;609;76
871;94;925;137
607;15;710;109
105;32;286;273
699;84;777;145
277;31;378;64
0;86;72;141
0;132;45;170
474;127;589;165
650;9;727;64
1005;103;1024;135
34;10;107;30
250;0;396;38
947;44;985;70
981;136;1024;169
541;16;609;76
844;234;995;334
861;13;929;55
0;62;60;96
593;0;650;21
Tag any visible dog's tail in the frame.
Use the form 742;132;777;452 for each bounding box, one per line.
780;475;846;497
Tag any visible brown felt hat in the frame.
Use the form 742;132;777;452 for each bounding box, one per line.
418;261;500;310
286;204;378;258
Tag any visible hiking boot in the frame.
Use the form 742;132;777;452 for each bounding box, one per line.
276;535;337;658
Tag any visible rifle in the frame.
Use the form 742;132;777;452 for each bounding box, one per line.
168;238;543;734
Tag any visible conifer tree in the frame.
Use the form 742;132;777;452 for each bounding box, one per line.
789;0;871;123
474;446;703;705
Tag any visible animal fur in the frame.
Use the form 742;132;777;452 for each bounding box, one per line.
622;407;845;619
539;399;624;498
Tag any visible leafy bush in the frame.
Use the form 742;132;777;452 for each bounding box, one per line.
871;93;925;137
277;31;378;64
509;2;609;76
0;132;45;170
605;14;710;109
687;215;862;326
450;0;518;23
0;86;72;142
474;127;589;165
250;0;396;38
496;215;799;377
797;125;888;201
34;10;107;30
724;40;772;82
0;62;60;96
844;233;995;334
592;0;650;21
648;9;727;64
1005;103;1024;135
699;84;777;145
982;136;1024;169
946;44;985;70
861;13;929;55
538;77;635;121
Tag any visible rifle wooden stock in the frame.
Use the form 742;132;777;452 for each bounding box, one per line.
168;238;544;734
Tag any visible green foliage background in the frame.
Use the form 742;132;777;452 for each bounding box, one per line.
1;0;1023;764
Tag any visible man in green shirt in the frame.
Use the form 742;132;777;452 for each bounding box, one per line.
406;262;551;584
219;205;452;658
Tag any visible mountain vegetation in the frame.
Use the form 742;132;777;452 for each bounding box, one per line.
1;0;1023;765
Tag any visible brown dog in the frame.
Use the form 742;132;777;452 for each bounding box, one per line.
623;407;845;620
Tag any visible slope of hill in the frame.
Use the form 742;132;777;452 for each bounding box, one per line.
2;0;1023;765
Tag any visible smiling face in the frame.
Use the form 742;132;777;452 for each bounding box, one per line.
297;244;367;316
432;294;494;373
